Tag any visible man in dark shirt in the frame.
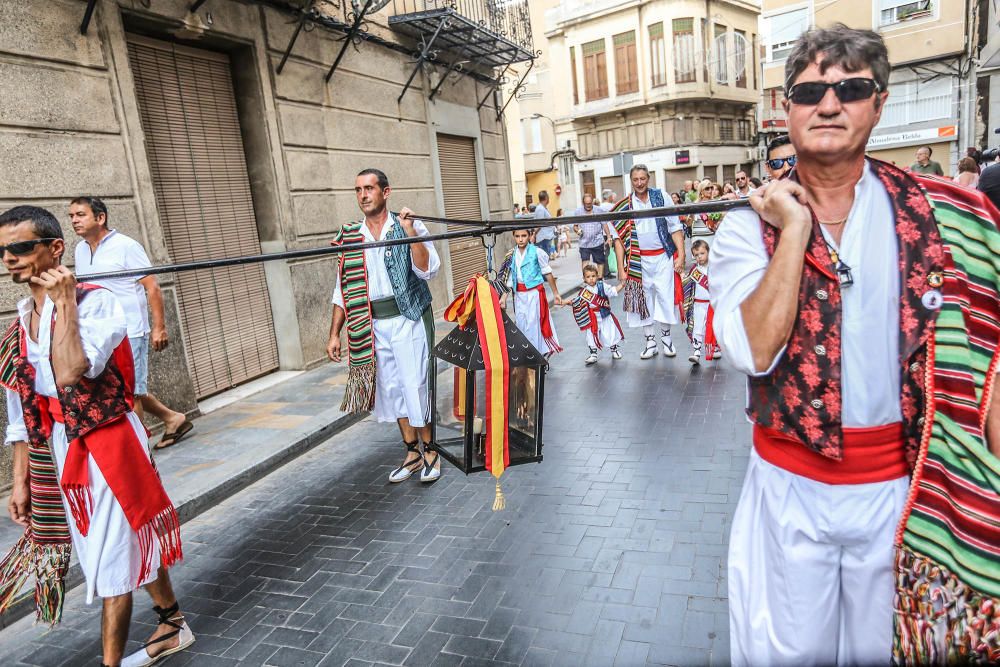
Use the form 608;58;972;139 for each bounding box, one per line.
978;160;1000;210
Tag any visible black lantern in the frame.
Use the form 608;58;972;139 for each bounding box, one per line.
430;309;546;474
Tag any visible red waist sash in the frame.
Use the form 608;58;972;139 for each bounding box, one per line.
753;422;908;485
513;284;561;353
638;247;666;257
694;298;710;303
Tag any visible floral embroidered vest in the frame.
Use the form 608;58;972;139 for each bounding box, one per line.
7;284;135;445
747;159;946;464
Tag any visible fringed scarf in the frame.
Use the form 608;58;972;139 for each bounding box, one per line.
334;222;377;413
571;283;622;350
682;267;718;358
891;177;1000;664
611;190;682;321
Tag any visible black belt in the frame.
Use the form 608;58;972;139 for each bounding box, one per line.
371;297;402;320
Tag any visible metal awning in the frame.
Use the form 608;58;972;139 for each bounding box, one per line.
388;7;534;69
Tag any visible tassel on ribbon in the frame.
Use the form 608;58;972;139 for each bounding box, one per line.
445;276;511;511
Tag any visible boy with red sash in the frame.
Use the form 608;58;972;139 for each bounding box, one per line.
570;263;623;365
710;26;1000;665
0;206;191;667
495;228;563;355
609;165;686;360
682;240;719;365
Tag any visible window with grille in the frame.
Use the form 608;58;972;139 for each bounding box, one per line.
735;30;748;88
713;24;729;85
582;39;609;101
766;8;808;61
570;46;579;105
672;18;696;84
719;119;734;141
613;31;638;95
880;0;932;26
649;23;666;87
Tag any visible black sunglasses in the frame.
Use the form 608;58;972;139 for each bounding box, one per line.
787;78;881;106
766;155;797;170
0;238;59;257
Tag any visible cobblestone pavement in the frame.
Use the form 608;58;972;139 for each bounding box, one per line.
0;296;751;667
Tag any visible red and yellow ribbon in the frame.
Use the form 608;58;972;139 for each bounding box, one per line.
444;275;510;510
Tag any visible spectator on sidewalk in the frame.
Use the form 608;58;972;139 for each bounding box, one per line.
979;160;1000;209
953;156;979;188
910;145;944;176
735;170;755;197
532;191;556;258
328;169;441;484
573;193;610;277
70;197;193;450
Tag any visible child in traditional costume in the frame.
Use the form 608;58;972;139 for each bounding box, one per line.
682;240;720;364
571;263;624;365
495;229;563;355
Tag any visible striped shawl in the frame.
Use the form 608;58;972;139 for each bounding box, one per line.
892;176;1000;664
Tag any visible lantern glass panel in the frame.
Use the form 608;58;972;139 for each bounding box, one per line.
508;366;541;463
433;360;473;469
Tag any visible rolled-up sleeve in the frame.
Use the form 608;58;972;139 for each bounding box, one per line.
709;210;784;377
411;220;440;281
5;389;26;445
666;215;683;234
331;267;345;310
78;290;129;379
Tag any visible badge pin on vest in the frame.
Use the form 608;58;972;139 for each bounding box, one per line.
921;289;943;311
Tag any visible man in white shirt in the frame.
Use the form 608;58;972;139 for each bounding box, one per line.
734;170;755;198
327;169;442;484
70;197;192;450
610;165;686;359
709;25;1000;665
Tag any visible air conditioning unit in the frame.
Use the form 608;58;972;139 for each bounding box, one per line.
747;147;764;161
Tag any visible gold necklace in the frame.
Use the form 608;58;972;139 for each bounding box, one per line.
818;216;848;226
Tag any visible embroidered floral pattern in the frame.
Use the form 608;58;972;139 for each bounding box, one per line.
746;160;943;461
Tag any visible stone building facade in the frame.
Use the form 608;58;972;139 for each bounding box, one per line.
0;0;519;487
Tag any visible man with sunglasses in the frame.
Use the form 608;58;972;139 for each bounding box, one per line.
0;206;193;666
909;145;944;177
764;134;796;181
734;171;754;198
709;25;1000;665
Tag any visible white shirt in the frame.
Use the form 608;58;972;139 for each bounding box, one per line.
709;160;901;427
331;216;440;308
75;230;152;338
692;263;710;300
6;291;129;444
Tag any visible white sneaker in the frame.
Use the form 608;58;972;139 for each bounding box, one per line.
611;346;622;360
661;339;677;357
585;349;598;366
640;337;658;360
688;352;701;364
713;350;723;360
120;615;195;666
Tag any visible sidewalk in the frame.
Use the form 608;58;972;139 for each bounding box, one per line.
0;251;584;628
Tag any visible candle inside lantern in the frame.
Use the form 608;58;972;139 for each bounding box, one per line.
473;417;484;435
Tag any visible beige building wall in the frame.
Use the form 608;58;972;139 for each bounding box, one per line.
0;0;516;488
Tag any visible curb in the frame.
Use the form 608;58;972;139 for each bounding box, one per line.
0;410;366;629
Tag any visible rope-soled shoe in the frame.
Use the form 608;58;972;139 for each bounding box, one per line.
389;441;424;483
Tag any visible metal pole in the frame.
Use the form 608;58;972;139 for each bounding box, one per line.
325;0;374;82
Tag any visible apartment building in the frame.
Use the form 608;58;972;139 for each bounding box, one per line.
539;0;762;206
977;0;1000;151
759;0;973;172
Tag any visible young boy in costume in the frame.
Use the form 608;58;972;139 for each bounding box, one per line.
682;240;720;365
495;228;563;355
571;263;624;365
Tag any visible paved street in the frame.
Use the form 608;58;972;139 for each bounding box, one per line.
0;286;751;667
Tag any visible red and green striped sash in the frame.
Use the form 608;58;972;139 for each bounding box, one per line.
334;222;377;413
892;179;1000;664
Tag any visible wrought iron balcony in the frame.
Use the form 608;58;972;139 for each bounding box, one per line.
388;0;536;69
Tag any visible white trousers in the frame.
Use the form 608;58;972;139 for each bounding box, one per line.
626;255;680;328
514;288;559;354
373;314;430;427
51;412;161;603
585;313;623;350
728;449;908;667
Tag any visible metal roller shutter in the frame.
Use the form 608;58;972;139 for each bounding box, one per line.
436;134;486;296
126;35;279;398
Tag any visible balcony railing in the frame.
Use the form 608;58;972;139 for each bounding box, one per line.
877;92;951;129
390;0;534;55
